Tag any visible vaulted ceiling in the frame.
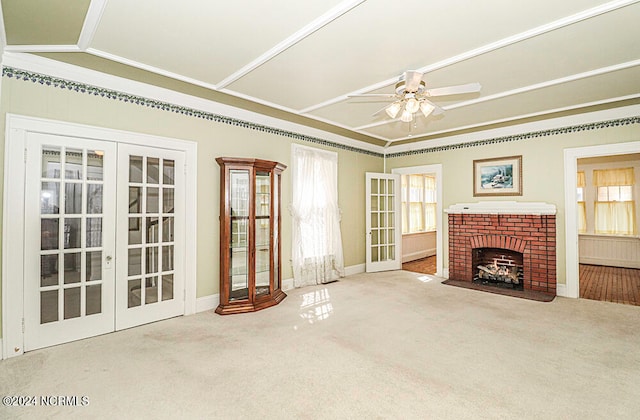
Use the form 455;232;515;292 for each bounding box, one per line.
1;0;640;150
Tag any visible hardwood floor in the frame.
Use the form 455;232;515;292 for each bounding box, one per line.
402;255;436;275
579;264;640;306
403;259;640;306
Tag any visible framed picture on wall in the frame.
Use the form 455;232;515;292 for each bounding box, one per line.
473;155;522;196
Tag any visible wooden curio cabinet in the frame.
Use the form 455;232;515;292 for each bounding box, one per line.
215;157;286;314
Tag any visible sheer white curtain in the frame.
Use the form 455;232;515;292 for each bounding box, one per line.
291;144;344;287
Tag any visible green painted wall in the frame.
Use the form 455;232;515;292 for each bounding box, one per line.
0;76;383;336
386;123;640;286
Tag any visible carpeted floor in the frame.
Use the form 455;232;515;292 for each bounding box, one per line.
1;270;639;419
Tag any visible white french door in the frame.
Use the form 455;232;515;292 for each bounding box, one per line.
116;144;185;330
25;133;117;351
365;172;402;272
24;135;185;351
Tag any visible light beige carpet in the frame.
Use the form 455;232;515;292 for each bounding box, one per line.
1;270;639;419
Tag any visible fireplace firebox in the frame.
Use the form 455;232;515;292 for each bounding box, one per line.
472;248;524;290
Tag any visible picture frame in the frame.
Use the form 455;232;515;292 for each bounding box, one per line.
473;155;522;196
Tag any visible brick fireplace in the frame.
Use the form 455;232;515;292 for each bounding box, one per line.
445;202;557;296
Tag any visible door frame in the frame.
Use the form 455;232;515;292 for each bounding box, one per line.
391;164;444;277
2;114;198;359
563;140;640;298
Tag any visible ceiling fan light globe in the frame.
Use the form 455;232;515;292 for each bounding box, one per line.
385;102;402;118
400;109;414;122
420;102;436;117
405;98;420;113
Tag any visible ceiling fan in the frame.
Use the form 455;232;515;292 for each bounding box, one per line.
350;70;481;123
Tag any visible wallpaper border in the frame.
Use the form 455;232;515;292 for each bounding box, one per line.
2;66;384;158
386;116;640;158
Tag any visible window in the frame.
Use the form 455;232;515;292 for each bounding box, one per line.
291;144;344;287
593;168;636;236
401;174;436;234
597;185;633;202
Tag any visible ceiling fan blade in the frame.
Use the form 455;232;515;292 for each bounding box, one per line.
348;93;397;98
425;82;481;97
403;70;424;92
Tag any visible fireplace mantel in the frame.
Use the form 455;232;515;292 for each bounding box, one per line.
445;201;556;215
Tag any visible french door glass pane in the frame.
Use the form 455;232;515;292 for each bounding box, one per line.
41;219;59;250
41;182;60;214
129;156;143;183
42;147;61;178
64;218;81;249
86;251;102;281
64;288;81;319
41;254;59;287
64;183;82;214
41;290;58;324
86;285;102;315
163;160;175;185
147;158;160;184
65;149;83;179
129;218;142;244
63;253;81;284
162;275;174;301
87;184;103;213
86;218;102;247
87;150;104;181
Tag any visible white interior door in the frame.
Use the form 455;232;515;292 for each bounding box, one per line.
24;136;186;350
365;172;402;272
24;133;117;351
115;144;185;330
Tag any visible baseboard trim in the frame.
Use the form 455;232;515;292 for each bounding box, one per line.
345;263;366;276
579;257;640;269
556;283;568;298
282;278;294;291
402;248;436;263
196;294;219;313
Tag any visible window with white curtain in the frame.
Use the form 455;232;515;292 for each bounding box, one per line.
291;144;344;287
401;174;436;234
593;167;636;235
